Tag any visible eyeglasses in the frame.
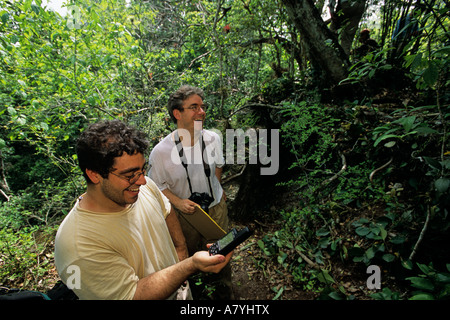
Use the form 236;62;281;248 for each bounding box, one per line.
181;104;208;113
109;164;147;184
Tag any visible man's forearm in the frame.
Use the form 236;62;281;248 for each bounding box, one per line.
166;207;188;261
133;257;196;300
162;189;181;207
133;251;230;300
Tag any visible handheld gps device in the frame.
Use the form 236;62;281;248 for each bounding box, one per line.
209;227;252;256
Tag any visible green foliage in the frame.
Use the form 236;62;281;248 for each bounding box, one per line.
260;56;449;298
0;192;37;229
0;177;80;289
0;0;299;201
406;263;450;300
341;48;393;85
0;0;301;292
255;206;337;294
0;225;56;290
0;177;81;229
371;103;450;209
371;115;435;148
0;0;448;299
350;217;395;265
370;287;401;300
371;262;450;300
279;100;339;193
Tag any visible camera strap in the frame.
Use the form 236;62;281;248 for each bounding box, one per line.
174;130;214;198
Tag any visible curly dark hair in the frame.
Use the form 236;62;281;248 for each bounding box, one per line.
167;85;205;124
76;120;149;183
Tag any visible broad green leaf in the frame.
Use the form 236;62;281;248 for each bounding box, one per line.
407;277;435;291
415;126;438;134
423;62;438;87
402;259;413;270
380;225;387;240
329;291;344;300
436;273;450;283
423;156;441;170
417;263;433;275
366;246;376;259
395;115;416;133
390;235;406;244
272;286;284;300
277;252;287;265
316;269;335;284
408;52;423;70
355;226;370;236
316;227;330;236
257;240;265;250
409;293;434;300
382;253;395;262
374;134;400;147
435;178;450;193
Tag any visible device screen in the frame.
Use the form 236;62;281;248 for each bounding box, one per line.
217;231;234;249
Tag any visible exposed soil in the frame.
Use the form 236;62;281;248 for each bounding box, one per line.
224;180;318;300
228;221;382;301
230;221;317;300
223;180;403;301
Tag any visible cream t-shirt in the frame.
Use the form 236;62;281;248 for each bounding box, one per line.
54;177;179;300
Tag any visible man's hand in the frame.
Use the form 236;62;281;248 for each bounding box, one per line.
175;198;197;214
134;249;232;300
191;246;233;274
162;189;197;214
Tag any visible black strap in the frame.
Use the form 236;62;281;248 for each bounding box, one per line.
174;130;214;197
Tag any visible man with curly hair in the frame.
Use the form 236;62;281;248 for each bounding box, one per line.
54;120;231;300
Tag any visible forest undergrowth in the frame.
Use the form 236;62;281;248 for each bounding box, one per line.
1;73;449;300
218;75;449;300
0;0;449;300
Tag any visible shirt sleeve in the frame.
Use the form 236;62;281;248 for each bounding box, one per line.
145;177;172;219
148;146;170;191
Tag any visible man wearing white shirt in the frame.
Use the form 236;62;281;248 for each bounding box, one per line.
149;85;232;299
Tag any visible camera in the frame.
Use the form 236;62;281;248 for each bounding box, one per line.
189;192;214;213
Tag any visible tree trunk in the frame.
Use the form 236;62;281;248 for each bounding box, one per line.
0;151;10;201
329;0;367;56
281;0;350;87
